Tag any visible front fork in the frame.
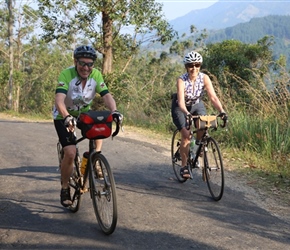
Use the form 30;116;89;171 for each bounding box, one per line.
188;140;208;180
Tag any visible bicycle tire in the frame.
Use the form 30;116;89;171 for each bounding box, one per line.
171;129;187;183
68;149;82;212
203;137;224;201
89;153;117;235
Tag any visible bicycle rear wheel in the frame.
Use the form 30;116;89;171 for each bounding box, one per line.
89;153;117;235
171;129;187;183
69;149;82;212
203;137;224;201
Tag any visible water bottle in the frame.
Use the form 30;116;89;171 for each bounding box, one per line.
190;136;196;159
80;152;89;175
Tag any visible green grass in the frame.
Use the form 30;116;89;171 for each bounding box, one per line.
225;111;290;175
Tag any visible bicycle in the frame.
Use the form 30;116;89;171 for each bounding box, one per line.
171;114;227;201
57;110;121;235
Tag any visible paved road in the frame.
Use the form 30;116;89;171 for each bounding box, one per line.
0;119;289;250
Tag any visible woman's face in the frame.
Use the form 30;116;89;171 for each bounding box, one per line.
185;62;201;76
75;58;94;79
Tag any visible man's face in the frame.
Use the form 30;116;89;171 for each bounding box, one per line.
75;58;94;79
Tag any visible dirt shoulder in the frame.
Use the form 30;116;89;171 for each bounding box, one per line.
1;112;289;223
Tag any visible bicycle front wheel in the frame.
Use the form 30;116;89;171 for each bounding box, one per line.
203;137;224;201
171;129;187;183
89;153;117;235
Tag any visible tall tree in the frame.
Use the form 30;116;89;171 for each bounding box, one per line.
203;37;274;105
0;1;43;111
204;37;273;83
7;0;14;110
38;0;176;73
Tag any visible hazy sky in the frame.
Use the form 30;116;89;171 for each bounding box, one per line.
157;0;218;20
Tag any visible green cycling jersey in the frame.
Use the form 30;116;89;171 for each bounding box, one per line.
53;66;109;120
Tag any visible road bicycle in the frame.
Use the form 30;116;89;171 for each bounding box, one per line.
57;110;121;235
171;114;227;201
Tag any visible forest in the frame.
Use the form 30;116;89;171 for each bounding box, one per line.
0;1;289;189
206;15;290;67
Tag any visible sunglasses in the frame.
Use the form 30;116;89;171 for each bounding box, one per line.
186;63;201;68
77;60;94;67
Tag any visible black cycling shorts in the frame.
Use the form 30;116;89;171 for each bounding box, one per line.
54;119;77;148
171;98;207;131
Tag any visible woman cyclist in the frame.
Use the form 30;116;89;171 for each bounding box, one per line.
171;51;227;179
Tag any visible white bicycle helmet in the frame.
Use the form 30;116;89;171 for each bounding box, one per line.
183;51;203;64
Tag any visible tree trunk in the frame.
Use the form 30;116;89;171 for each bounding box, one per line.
7;0;14;110
14;86;19;112
102;11;113;74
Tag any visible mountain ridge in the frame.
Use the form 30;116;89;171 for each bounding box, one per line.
169;0;290;34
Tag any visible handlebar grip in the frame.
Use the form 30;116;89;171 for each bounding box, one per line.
219;116;228;128
216;113;227;128
112;121;120;138
220;119;227;128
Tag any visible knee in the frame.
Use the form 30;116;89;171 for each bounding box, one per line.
180;128;190;140
64;148;76;160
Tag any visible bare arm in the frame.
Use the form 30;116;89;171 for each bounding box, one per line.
204;74;225;113
55;93;70;118
176;78;190;115
102;93;117;112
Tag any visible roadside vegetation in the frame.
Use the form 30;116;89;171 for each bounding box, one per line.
0;1;289;196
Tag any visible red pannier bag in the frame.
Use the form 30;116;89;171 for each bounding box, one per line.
77;110;113;139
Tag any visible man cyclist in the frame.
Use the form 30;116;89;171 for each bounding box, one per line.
53;45;123;207
171;51;227;179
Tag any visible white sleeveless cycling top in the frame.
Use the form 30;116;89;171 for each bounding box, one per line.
179;72;205;105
